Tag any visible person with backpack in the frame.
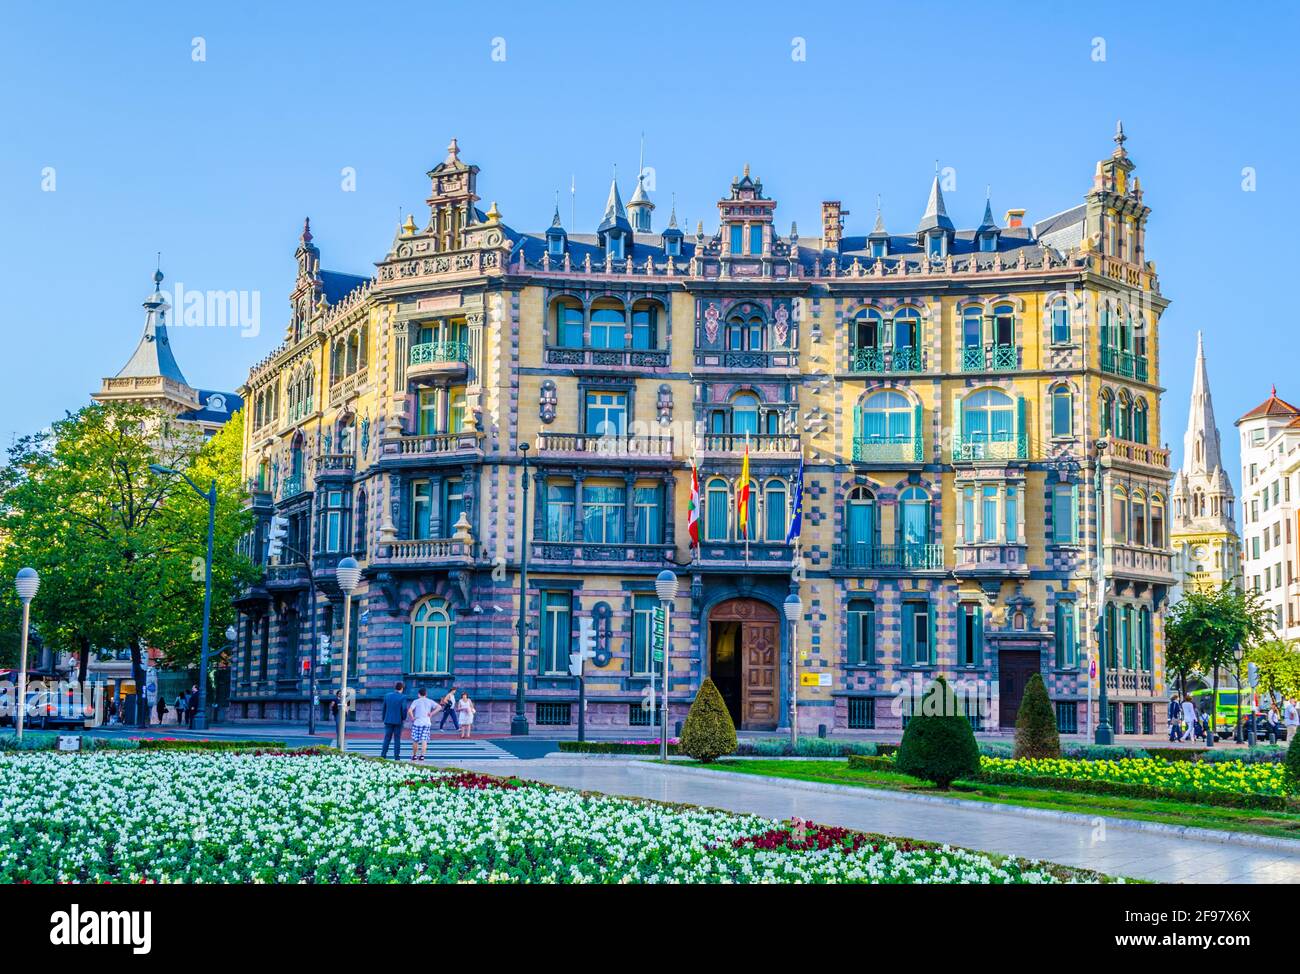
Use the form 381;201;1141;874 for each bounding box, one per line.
436;687;459;733
1166;695;1181;742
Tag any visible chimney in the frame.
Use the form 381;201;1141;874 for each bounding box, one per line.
821;201;847;252
1004;208;1025;229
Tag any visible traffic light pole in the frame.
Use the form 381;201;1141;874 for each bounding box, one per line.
272;534;320;738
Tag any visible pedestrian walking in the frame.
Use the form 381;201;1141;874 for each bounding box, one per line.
380;681;407;760
174;692;187;725
408;688;437;761
155;696;168;725
185;684;200;728
1284;698;1298;732
437;687;459;732
1179;695;1196;742
456;691;476;739
1166;694;1181;742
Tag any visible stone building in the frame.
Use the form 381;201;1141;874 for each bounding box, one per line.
232;126;1173;736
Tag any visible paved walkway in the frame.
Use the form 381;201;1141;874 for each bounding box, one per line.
427;758;1300;884
346;738;513;761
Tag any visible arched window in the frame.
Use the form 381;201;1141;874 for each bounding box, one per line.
859;390;913;443
354;488;368;558
410;598;453;675
1118;308;1132;353
1051;386;1072;437
553;298;583;347
898;486;931;547
289;436;305;481
763;479;787;542
1111;486;1128;543
1138;606;1153;670
1099;388;1114;437
962;388;1015;444
845;486;877;557
337;415;355;455
705;477;729;542
893;308;920;366
853;309;883;352
731;393;760;436
631;299;662;350
961;305;984;351
1133;398;1148;444
358;323;369;369
1116;391;1132;440
1150;495;1165;548
346;331;360;375
1050;297;1070;344
1104;603;1118;668
331;338;345;384
590;299;626;350
992;303;1015;347
726;304;765;351
1132;489;1147;547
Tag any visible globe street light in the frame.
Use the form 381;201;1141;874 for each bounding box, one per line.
784;592;802;750
13;568;39;742
655;570;679;761
150;463;217;730
334;556;362;751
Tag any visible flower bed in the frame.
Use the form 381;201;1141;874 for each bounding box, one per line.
0;751;1111;884
980;756;1286;799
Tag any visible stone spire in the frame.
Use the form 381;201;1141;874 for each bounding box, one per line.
627;135;654;233
596;170;630;235
114;263;188;385
917;164;954;234
1183;331;1223;475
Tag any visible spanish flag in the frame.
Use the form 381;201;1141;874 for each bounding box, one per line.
737;437;751;538
687;457;700;547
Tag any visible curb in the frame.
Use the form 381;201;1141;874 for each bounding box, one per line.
636;762;1300;854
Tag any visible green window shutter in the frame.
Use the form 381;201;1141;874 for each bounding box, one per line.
847;608;860;665
927;604;936;665
973;604;983;665
865;606;876;664
1016;394;1027;441
912;403;923;460
401;622;412;674
901;604;914;665
953;395;964;451
853;403;863;443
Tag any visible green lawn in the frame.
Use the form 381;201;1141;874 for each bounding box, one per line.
702;760;1300;841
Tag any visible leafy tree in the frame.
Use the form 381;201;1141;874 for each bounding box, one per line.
1013;673;1060;759
680;678;737;762
895;676;980;788
1163;625;1202;702
1245;639;1300;705
1285;732;1300;795
1165;584;1274;742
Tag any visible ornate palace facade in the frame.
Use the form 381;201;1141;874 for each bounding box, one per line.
232;127;1173;736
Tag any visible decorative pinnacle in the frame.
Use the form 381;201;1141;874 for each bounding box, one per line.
301;217;312;244
446;138;460;163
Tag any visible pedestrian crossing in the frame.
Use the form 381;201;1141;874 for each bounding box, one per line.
345;737;511;761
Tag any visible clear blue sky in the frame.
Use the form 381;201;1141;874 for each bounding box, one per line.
2;0;1295;484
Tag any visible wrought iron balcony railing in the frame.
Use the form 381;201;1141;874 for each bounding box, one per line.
530;541;673;565
852;434;923;464
831;543;944;571
410;341;471;366
1100;347;1149;382
960;344;1019;372
951;434;1028;462
280;473;306;499
546;346;669;369
849;345;920;374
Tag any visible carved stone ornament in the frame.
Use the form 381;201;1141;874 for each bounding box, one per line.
703;302;721;343
656;384;673;425
539;379;558;424
774;304;790;346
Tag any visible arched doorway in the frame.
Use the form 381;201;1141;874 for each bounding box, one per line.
708;598;779;730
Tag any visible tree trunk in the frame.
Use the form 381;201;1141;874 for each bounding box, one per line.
129;637;148;729
76;635;90;685
1209;665;1219;749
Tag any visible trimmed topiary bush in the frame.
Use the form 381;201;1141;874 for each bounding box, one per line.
1013;673;1060;759
1285;732;1300;795
894;677;980;788
681;678;737;763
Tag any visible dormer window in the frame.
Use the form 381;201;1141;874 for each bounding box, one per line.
870;239;887;258
979;233;997;252
608;233;625;259
926;233;944;258
665;236;681;257
548;234;564;257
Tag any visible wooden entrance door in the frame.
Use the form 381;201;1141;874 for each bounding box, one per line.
711;599;779;730
998;650;1041;728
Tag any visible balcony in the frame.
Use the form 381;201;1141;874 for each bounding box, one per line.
1101;437;1170;472
380;430;484;468
314;453;355;476
372;538;474;567
951;434;1028;463
1100;348;1150;382
954;543;1030;577
695;541;795;571
530;541;674;567
699;433;801;458
264;562;309;589
545;346;669;369
852;434;923;464
694;348;799;371
535;430;675;461
284;397;315;426
409;341;471;378
831;544;944;572
328;370;368;407
849;345;921;374
280;473;307;500
1105;668;1155;694
961;344;1020;372
1104;543;1175;584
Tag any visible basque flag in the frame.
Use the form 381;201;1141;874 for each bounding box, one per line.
785;454;805;545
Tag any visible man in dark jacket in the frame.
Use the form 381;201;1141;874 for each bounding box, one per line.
185;685;200;728
380;682;407;760
1166;695;1181;742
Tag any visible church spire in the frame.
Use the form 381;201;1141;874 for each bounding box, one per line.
114;264;188;386
1184;330;1223;475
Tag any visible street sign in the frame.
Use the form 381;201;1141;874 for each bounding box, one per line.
652;606;666;662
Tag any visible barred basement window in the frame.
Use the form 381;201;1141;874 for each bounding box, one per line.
629;703;663;727
847;697;875;729
1123;702;1138;734
1055;702;1078;734
1142;703;1153;736
536;702;572;726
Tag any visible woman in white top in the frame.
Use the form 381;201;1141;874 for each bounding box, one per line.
456;692;476;739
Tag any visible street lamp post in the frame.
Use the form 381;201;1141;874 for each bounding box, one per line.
334;556;362;751
150;464;217;730
784;592;802;750
1092;442;1114;744
14;568;39;742
655;570;679;761
511;443;532;737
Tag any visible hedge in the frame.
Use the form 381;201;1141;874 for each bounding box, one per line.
0;733;139;753
131;738;290;752
847;754;904;774
556;741;682;755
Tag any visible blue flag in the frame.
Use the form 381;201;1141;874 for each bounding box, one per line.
785;455;804;545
